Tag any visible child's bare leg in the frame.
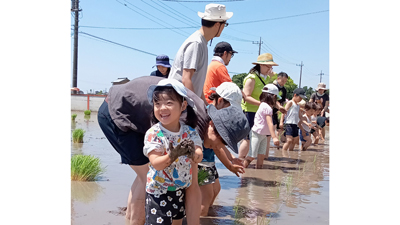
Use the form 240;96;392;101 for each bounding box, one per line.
211;179;221;206
243;156;254;168
303;135;312;150
238;139;250;159
172;219;183;225
282;135;293;157
200;183;214;216
256;154;265;169
312;132;319;144
264;136;271;160
289;136;298;151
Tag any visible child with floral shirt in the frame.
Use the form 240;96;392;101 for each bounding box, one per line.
144;79;203;225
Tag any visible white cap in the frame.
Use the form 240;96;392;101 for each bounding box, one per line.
147;79;195;108
262;83;281;99
210;82;242;109
198;4;233;22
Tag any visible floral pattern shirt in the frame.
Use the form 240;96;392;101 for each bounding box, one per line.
143;122;202;195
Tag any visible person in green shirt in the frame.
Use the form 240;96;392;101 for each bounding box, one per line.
238;53;278;159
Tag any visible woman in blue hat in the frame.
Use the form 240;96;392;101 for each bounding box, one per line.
150;54;171;78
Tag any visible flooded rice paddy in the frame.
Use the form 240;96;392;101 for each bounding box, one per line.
71;110;329;225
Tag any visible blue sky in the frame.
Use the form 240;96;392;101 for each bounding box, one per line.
71;0;329;93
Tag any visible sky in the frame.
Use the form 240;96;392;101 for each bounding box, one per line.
71;0;329;93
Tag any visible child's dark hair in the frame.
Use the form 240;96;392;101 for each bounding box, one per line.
304;102;317;111
208;92;229;105
277;72;289;78
151;86;198;129
259;86;277;107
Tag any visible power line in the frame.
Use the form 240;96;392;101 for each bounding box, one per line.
262;43;296;65
230;10;329;25
76;10;328;30
136;0;195;28
77;25;198;30
79;31;159;57
114;0;188;37
165;0;244;1
151;0;199;25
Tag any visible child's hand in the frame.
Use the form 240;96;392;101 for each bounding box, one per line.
273;137;279;146
168;139;195;162
231;158;244;167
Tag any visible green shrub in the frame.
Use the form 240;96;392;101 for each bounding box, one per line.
72;128;85;143
71;114;77;120
84;110;91;115
71;155;105;181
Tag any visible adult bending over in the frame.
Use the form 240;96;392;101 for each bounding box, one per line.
97;76;249;225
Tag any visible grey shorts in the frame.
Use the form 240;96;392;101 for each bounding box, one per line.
198;164;219;186
248;130;270;158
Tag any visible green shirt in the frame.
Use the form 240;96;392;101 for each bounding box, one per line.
241;73;271;112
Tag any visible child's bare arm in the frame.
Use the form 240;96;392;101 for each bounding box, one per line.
148;150;173;171
193;146;203;163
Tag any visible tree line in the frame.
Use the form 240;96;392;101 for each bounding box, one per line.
231;73;329;101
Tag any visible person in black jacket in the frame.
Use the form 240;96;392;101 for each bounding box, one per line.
150;54;171;78
272;72;288;145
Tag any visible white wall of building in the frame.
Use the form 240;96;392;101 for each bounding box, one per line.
71;95;106;111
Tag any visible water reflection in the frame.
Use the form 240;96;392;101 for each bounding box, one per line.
71;181;104;203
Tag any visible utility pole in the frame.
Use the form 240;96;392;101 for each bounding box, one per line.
296;61;304;88
252;37;263;55
71;0;81;94
318;70;325;82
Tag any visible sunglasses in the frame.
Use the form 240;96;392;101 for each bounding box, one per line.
221;22;229;27
229;52;234;57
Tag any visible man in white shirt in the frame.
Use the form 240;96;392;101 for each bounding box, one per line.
169;3;233;105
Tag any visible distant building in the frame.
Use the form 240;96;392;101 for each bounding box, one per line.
112;77;130;85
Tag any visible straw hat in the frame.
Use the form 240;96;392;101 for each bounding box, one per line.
316;83;327;91
252;53;278;66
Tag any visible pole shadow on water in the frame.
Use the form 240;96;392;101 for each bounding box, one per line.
195;205;277;225
238;176;281;188
267;156;305;164
245;164;301;173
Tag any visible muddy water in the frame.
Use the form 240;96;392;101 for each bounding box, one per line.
71;111;329;225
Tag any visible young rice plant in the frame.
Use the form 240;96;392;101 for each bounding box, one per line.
71;114;77;121
72;128;85;143
71;155;105;181
84;110;91;115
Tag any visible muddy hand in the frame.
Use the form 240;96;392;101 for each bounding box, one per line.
168;139;195;162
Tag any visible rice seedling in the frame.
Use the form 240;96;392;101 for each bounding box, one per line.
84;110;91;115
71;155;105;181
233;199;243;221
72;128;85;143
197;167;208;185
257;215;271;225
71;114;77;121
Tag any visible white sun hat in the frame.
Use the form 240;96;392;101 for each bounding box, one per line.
198;3;233;22
210;82;242;109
